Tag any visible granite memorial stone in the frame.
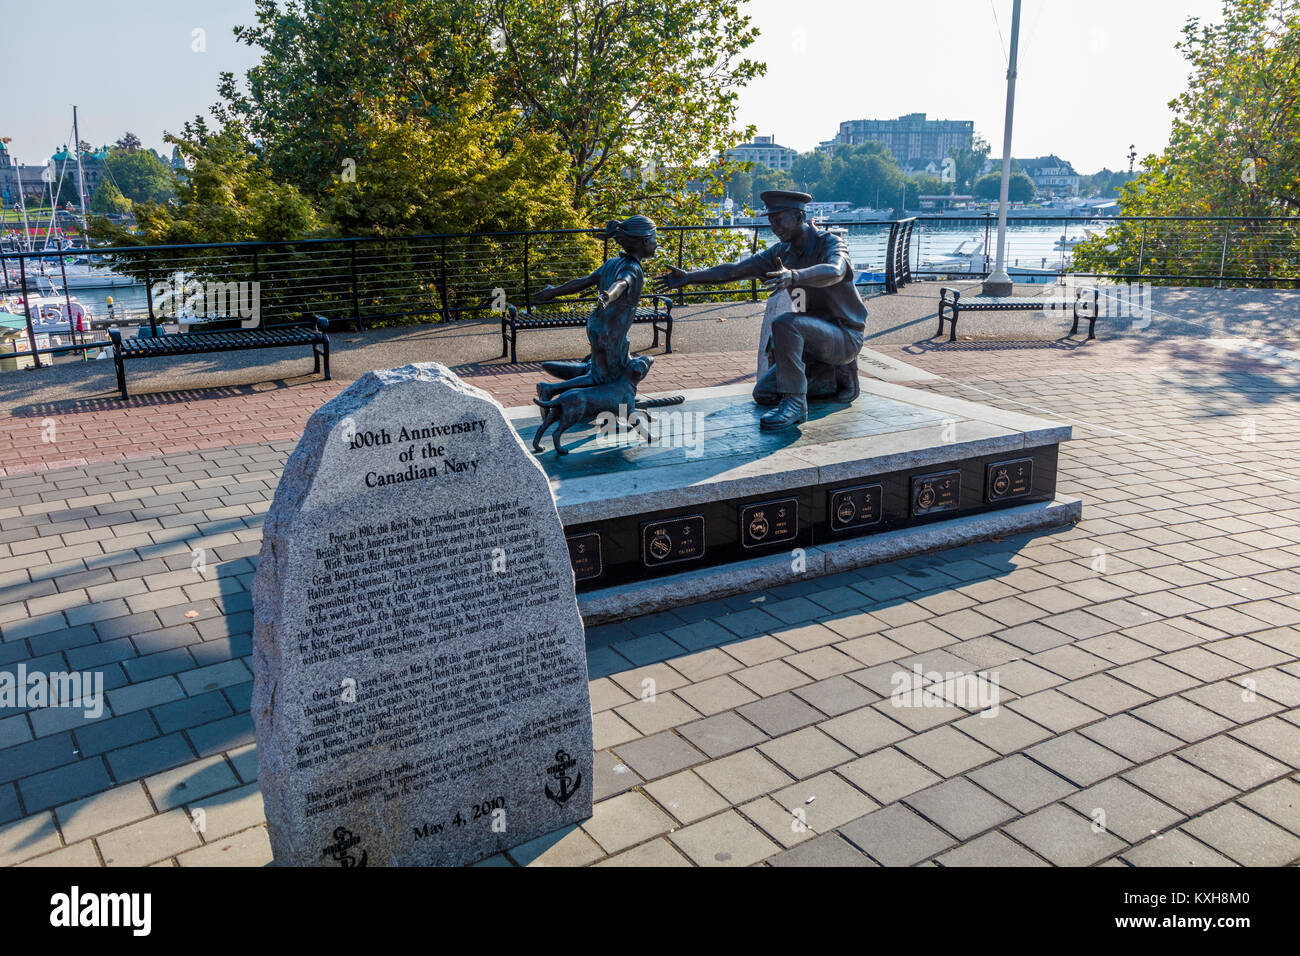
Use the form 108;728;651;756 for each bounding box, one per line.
252;363;592;866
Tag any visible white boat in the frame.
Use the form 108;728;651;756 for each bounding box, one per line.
24;256;141;290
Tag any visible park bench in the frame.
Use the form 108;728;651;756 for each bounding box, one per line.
108;316;330;400
937;286;1100;342
501;295;674;364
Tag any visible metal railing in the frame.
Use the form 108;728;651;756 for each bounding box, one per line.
5;214;1299;370
0;220;910;368
908;214;1300;286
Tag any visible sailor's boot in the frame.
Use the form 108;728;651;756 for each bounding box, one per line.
834;361;860;404
759;394;809;430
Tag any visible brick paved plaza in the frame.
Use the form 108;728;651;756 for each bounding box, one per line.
2;315;1299;867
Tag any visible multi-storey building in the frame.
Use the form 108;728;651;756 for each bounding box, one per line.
824;113;974;166
725;135;798;172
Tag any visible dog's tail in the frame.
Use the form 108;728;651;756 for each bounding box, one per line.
532;396;560;409
636;394;685;409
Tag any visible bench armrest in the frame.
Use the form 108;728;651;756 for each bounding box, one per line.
649;294;675;314
939;287;960;303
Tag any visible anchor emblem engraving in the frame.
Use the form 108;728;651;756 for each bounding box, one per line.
544;749;582;805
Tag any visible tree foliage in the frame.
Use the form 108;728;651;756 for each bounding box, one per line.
102;148;176;205
973;171;1036;203
1073;0;1300;282
89;179;131;215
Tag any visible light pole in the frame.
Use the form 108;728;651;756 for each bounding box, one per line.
982;0;1022;297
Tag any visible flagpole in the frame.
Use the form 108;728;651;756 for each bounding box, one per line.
983;0;1021;297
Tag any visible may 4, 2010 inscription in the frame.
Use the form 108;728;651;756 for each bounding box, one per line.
252;363;592;867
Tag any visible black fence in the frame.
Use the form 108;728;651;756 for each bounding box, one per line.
3;214;1298;370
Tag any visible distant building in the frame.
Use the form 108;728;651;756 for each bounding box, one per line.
1017;155;1080;197
0;142;48;207
827;113;974;166
726;135;797;172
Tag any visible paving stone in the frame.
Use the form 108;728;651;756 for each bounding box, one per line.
896;726;998;778
993;660;1065;695
1120;829;1238;867
731;659;812;697
767;831;875;867
935;831;1049;867
1058;673;1154;715
146;754;241;811
18;839;101;867
695;748;794;805
644;770;728;825
0;812;62;865
1003;803;1125;866
837;748;942;805
669;809;781;867
1063;778;1183;844
837;803;956;867
665;647;742;683
968;754;1077;813
592;750;641;802
594;838;691;867
736;692;823;736
1026;733;1131;787
720;635;790;667
609;661;688;696
677;710;767;758
1181;802;1300;866
1183;678;1284;724
591;710;640;751
674;675;758;716
18;758;113;813
1178;734;1291;791
582;790;674;855
506;824;604;867
612;731;705;781
771;771;878;832
1078;714;1182;764
96;808;201;866
792;674;879;716
55;782;154;844
1131;697;1234;743
1122;756;1238;815
769;621;842;651
186;781;266;840
759;727;854;780
1229;716;1300;768
952;708;1051;754
904;777;1016;841
1238;777;1300;837
176;825;272;867
1007;690;1103;734
737;795;814;848
105;733;195;782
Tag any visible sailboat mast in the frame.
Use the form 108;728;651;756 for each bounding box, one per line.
13;161;32;250
72;105;88;236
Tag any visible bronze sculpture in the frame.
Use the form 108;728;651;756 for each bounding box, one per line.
654;190;865;429
531;215;680;455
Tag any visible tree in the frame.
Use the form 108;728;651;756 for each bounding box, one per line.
92;124;325;248
89;179;131;215
103;149;175;204
822;142;907;208
216;0;763;226
327;86;586;237
948;135;991;193
791;152;829;194
974;171;1036;202
115;132;142;152
1073;0;1300;282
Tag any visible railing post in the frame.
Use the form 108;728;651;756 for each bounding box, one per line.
1136;221;1148;276
523;233;531;311
437;236;449;321
884;221;900;293
749;226;760;303
143;251;157;336
57;254;77;349
18;256;42;368
349;242;362;329
676;228;686;306
1217;224;1230;288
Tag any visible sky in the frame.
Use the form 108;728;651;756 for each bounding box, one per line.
4;0;1228;175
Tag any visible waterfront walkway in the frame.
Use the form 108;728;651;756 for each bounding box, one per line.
2;286;1299;866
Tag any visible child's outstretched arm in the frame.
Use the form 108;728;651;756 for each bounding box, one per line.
533;269;599;303
597;278;629;309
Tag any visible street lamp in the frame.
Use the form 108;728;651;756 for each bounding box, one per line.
982;0;1022;298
